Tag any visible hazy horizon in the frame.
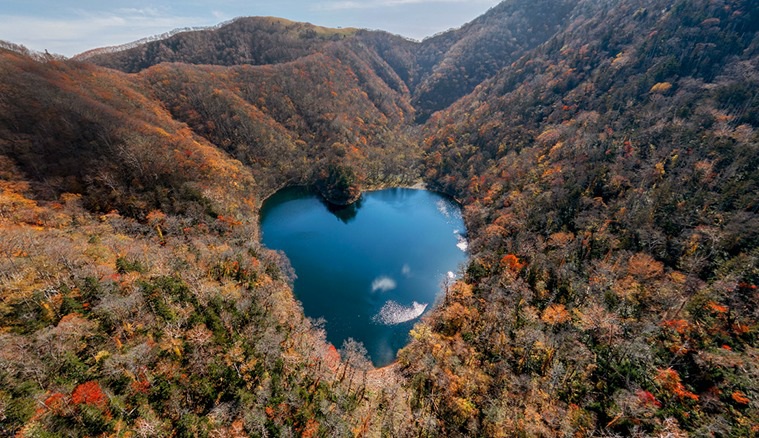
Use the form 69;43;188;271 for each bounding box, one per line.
0;0;501;57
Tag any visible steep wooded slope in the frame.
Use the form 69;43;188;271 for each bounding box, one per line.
404;0;759;435
0;52;256;219
406;0;577;121
138;48;417;193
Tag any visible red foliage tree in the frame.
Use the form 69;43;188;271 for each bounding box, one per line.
71;381;107;408
636;389;662;408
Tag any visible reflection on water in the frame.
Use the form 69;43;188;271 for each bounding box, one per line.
322;195;363;223
371;276;397;292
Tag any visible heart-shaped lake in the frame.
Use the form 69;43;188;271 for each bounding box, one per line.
260;187;468;366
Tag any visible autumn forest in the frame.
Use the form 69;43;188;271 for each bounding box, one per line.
0;0;757;436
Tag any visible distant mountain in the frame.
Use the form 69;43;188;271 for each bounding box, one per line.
80;1;579;121
75;17;358;72
1;0;757;436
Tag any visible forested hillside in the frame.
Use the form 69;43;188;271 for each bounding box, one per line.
409;0;759;435
0;47;414;436
405;0;577;122
1;0;757;436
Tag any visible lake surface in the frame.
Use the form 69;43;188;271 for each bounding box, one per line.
260;187;468;366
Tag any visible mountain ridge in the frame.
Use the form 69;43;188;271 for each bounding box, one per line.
80;0;582;121
73;17;242;61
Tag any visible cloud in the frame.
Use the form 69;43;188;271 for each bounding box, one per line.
0;8;213;56
401;264;411;276
113;7;165;17
313;0;492;11
371;276;397;292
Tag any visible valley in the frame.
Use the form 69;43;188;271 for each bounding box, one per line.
0;0;757;435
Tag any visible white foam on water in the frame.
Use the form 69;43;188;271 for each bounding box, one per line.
456;234;469;252
373;301;428;325
371;276;397;292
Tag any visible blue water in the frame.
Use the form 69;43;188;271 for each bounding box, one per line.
259;187;468;366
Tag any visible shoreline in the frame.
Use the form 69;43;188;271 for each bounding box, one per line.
258;178;458;211
363;179;427;192
260;178;464;376
255;179;427;210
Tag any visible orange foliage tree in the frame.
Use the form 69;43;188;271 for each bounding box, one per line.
656;368;699;402
500;254;526;272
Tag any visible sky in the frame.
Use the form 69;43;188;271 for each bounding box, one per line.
0;0;502;57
